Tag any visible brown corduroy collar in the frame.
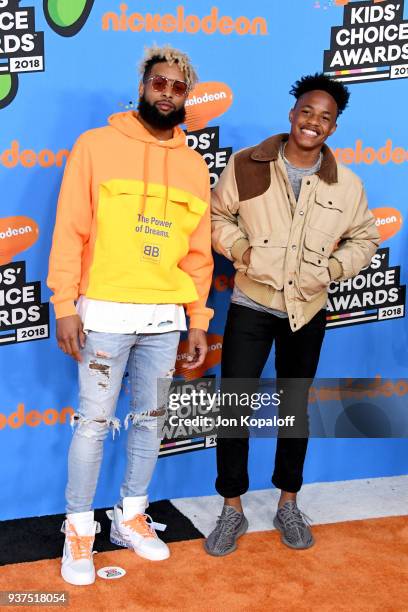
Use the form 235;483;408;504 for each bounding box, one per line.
250;133;338;185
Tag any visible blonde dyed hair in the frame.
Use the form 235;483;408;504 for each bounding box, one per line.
139;44;198;90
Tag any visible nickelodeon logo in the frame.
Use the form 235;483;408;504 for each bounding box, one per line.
175;334;223;380
102;4;268;35
0;216;38;265
185;82;233;131
0;403;74;430
332;140;408;165
372;207;403;242
0;140;69;168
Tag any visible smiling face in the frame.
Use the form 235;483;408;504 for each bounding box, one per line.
289;90;338;153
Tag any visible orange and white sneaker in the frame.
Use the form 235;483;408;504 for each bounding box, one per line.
61;511;100;586
108;496;169;561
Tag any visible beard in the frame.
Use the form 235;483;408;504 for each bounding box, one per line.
137;96;186;130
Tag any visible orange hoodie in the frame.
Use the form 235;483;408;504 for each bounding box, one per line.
47;111;214;330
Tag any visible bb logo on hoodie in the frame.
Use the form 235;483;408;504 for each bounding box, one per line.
141;243;161;263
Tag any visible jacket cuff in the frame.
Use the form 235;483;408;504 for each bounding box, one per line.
328;257;343;281
188;312;213;332
231;237;250;263
53;300;77;319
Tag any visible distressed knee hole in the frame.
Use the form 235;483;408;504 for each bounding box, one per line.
70;413;120;439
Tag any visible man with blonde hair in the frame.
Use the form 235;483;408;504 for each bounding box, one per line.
48;45;213;585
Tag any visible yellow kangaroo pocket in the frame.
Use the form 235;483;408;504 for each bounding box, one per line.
87;179;207;297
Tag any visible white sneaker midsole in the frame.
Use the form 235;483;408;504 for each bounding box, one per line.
109;524;132;549
109;524;169;561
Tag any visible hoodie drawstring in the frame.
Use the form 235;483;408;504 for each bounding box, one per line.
163;147;169;220
108;112;182;221
141;142;170;220
141;142;150;216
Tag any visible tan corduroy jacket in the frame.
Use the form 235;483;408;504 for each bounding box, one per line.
211;133;380;331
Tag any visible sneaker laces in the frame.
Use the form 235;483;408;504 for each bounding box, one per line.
215;511;242;540
65;523;94;561
279;504;312;532
123;513;156;539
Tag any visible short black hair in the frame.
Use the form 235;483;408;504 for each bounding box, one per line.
290;73;350;116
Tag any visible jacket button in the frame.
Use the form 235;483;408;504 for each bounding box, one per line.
299;211;304;216
292;314;295;319
292;245;296;250
294;324;297;329
328;201;333;205
322;247;325;252
264;239;268;244
288;280;293;285
318;259;322;264
306;180;311;185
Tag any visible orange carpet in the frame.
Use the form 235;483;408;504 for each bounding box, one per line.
0;516;407;611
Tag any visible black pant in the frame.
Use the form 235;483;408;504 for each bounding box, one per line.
215;303;326;496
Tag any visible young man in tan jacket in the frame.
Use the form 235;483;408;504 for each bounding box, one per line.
206;73;380;555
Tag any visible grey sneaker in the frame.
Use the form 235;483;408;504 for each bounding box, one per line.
273;501;314;549
204;505;249;556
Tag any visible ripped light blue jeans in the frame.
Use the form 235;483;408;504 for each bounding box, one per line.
65;330;180;513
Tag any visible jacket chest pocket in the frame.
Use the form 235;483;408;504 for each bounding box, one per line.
309;190;344;237
298;228;334;301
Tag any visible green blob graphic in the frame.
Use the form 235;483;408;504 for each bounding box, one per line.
47;0;88;27
0;74;12;101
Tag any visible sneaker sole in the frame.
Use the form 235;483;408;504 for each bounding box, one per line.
203;516;249;557
61;565;95;586
272;516;315;550
110;526;170;561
